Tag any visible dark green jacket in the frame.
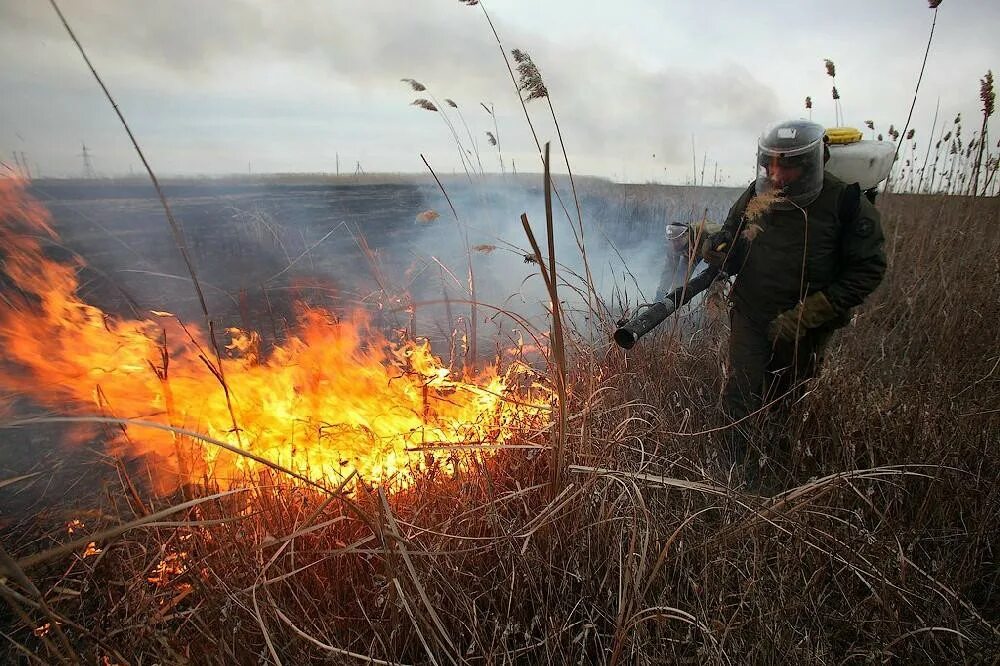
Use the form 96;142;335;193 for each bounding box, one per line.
721;173;886;329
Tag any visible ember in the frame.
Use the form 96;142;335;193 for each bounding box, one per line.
148;552;189;587
0;177;551;491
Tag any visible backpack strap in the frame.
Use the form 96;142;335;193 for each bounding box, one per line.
838;182;862;227
806;182;861;302
724;182;756;238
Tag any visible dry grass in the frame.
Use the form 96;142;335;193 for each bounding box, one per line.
1;191;998;664
742;189;785;222
6;4;994;662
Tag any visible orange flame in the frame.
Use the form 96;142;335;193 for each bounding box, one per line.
0;177;551;491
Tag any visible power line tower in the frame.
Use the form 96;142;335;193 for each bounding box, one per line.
78;141;95;178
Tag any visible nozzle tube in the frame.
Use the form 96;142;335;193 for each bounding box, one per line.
613;266;723;350
613;299;678;349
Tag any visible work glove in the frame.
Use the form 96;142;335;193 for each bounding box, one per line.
701;231;733;268
767;292;838;343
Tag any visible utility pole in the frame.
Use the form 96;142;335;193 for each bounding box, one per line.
79;141;95;178
19;152;31;179
691;135;697;186
336;152;339;177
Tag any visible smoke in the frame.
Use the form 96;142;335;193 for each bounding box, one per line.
397;177;745;349
32;177;745;363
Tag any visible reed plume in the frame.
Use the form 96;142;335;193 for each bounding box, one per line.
401;78;427;92
744;189;786;223
824;59;843;125
971;70;994;194
511;49;549;102
412;98;438;112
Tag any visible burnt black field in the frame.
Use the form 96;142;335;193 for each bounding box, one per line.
29;178;441;327
25;176;741;335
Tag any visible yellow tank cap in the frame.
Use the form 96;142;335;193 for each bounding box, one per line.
825;127;864;145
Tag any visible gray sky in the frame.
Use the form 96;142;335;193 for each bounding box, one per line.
1;0;996;183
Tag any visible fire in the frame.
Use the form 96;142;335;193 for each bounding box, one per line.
0;177;551;491
148;552;189;586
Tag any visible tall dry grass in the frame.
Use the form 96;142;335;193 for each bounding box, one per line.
2;192;998;664
2;2;998;662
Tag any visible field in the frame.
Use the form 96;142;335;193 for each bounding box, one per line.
0;178;998;664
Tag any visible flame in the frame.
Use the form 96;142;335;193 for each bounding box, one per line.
0;177;551;491
82;542;103;558
148;552;189;587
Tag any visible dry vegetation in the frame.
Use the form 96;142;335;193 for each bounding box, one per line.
2;191;998;664
3;3;999;663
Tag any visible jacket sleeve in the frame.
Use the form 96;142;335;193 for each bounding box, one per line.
692;220;724;257
716;183;755;274
722;184;754;237
824;197;887;312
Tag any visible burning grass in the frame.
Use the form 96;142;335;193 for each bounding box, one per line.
0;177;551;494
1;190;999;663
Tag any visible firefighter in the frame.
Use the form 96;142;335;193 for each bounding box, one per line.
655;220;722;302
702;119;886;465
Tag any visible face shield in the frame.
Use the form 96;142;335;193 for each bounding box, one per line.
754;121;826;208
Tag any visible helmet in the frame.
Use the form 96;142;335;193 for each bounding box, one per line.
755;120;826;208
665;223;689;253
665;223;689;242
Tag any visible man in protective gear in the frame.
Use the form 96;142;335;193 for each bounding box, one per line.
656;219;722;302
703;119;886;467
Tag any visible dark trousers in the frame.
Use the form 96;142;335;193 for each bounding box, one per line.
723;308;834;422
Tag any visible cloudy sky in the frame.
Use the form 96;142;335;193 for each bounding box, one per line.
1;0;996;184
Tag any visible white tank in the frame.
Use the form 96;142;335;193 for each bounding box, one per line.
825;140;896;190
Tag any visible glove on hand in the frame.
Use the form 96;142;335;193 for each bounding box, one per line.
701;231;733;268
768;292;838;343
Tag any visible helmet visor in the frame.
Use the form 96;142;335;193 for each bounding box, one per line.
754;121;826;207
665;224;688;241
757;151;812;170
